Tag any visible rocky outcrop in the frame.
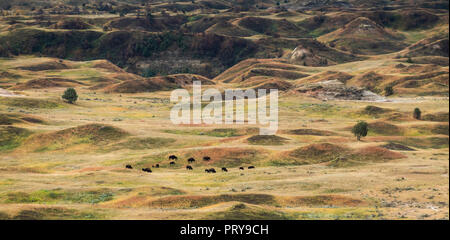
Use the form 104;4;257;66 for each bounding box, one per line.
296;80;386;101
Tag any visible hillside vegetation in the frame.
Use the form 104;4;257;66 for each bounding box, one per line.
0;0;448;220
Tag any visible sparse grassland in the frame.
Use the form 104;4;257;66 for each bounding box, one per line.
0;78;447;219
0;2;448;220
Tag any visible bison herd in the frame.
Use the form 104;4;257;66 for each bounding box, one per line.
125;155;255;174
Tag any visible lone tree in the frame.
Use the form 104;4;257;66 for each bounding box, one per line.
352;121;369;141
413;108;422;120
62;88;78;104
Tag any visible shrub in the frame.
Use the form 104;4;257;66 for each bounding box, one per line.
352;121;369;141
413;108;422;120
384;86;394;96
62;88;78;104
142;68;157;77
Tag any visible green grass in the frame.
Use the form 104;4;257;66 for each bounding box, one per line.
34;136;92;152
164;128;258;138
188;15;203;22
423;112;449;122
288;103;345;117
28;124;129;152
295;208;379;220
203;203;293;220
7;207;104;220
286;143;349;165
140;147;265;168
207;128;243;137
322;188;352;194
4;189;115;204
410;124;449;136
309;28;334;38
149;194;278;209
52;68;102;79
368;122;404;136
391;137;449;149
360;105;393;117
247;135;288;146
142;187;186;197
0;126;32;151
0;97;63;109
111;137;176;150
0;113;22;125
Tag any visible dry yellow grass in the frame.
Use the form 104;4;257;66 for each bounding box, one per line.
0;54;448;220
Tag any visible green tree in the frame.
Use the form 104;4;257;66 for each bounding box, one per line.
352;121;368;141
62;88;78;104
413;108;421;120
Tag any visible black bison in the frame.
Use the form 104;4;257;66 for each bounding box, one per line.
142;168;152;173
239;167;245;170
222;167;228;172
126;165;133;169
188;158;196;163
203;156;211;161
186;165;193;170
155;164;160;168
169;155;178;161
209;168;216;173
248;166;255;169
205;169;210;173
170;161;176;166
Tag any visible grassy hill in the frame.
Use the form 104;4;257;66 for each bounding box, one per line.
0;0;448;220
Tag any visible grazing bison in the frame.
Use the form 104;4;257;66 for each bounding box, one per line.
126;165;133;169
188;158;196;163
155;164;160;168
222;167;228;172
248;166;255;169
186;165;193;170
169;155;178;161
203;156;211;161
170;161;176;166
239;167;245;170
209;168;216;173
142;168;152;173
205;169;210;173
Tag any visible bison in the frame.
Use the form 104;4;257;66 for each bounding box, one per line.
222;167;228;172
239;167;244;170
248;166;255;169
203;156;211;161
205;169;210;173
186;165;193;170
170;161;176;166
155;164;160;168
126;165;133;169
169;155;178;161
209;168;216;173
142;168;152;173
188;158;196;163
